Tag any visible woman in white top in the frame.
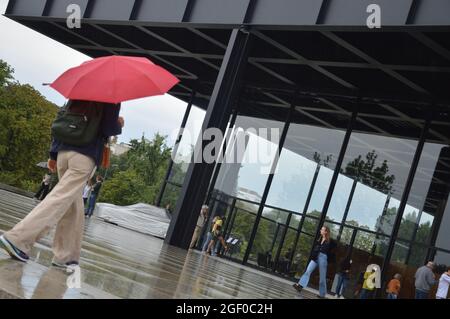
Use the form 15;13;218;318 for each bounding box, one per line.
82;181;92;206
436;267;450;299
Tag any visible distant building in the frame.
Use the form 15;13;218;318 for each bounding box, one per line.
110;141;131;156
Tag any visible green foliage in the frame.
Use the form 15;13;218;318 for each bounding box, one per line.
97;134;172;206
0;60;14;87
342;150;395;194
98;169;151;206
0;60;58;191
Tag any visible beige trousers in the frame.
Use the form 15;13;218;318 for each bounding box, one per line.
189;226;202;249
5;151;95;263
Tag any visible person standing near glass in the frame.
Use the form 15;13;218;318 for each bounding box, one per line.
335;254;352;299
293;226;334;298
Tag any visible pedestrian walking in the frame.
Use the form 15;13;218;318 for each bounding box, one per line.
293;226;335;299
190;205;209;249
415;261;437;299
85;175;103;217
82;181;92;207
0;100;124;268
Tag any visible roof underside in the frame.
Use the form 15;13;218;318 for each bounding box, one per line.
4;0;450;145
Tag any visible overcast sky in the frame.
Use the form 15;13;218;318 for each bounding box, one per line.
0;0;193;145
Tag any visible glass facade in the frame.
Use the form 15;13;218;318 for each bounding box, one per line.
160;92;450;299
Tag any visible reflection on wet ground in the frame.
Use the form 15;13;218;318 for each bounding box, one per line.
0;190;314;299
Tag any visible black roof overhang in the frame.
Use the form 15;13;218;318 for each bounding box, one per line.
4;0;450;140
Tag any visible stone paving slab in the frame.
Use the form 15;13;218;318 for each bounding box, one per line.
0;189;320;299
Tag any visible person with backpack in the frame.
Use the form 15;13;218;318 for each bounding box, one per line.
293;226;335;298
0;100;124;268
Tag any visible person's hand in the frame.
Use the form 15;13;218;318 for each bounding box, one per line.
118;116;125;128
47;159;57;173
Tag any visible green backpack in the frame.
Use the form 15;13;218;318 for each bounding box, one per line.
51;100;104;147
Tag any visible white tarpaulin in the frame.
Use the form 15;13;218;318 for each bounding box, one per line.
95;203;171;239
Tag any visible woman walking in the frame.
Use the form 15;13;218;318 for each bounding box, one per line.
293;226;334;298
0;100;124;267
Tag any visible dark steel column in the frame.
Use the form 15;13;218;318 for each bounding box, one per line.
311;108;358;244
165;29;252;249
156;91;195;207
273;213;291;272
404;209;423;264
380;115;431;283
242;94;296;264
337;179;357;241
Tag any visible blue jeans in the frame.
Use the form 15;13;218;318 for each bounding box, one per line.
415;289;428;299
85;194;97;216
336;273;349;297
387;293;397;299
298;253;328;297
202;232;213;251
360;288;374;299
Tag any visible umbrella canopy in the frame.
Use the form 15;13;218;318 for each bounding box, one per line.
49;56;180;104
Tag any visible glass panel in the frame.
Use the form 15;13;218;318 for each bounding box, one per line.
398;204;420;241
291;234;314;279
398;129;450;246
305;167;334;216
277;227;298;277
353;230;376;253
169;105;206;184
249;207;289;266
326;175;353;223
289;214;302;229
416;212;434;244
302;217;319;235
275;106;349;217
213;114;285;204
435;194;450;252
345;182;389;232
225;201;259;262
340;227;354;246
338;116;420;236
159;183;180;212
265;146;317;212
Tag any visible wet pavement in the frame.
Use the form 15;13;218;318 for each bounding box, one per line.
0;190;317;299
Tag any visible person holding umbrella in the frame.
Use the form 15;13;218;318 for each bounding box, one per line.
0;55;179;267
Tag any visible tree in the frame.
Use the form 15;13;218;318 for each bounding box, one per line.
97;133;173;206
342;150;395;194
98;170;151;206
0;60;14;87
0;60;58;191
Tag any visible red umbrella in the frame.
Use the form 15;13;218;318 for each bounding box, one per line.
49;56;179;104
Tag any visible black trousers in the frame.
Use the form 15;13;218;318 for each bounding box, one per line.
35;183;50;200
